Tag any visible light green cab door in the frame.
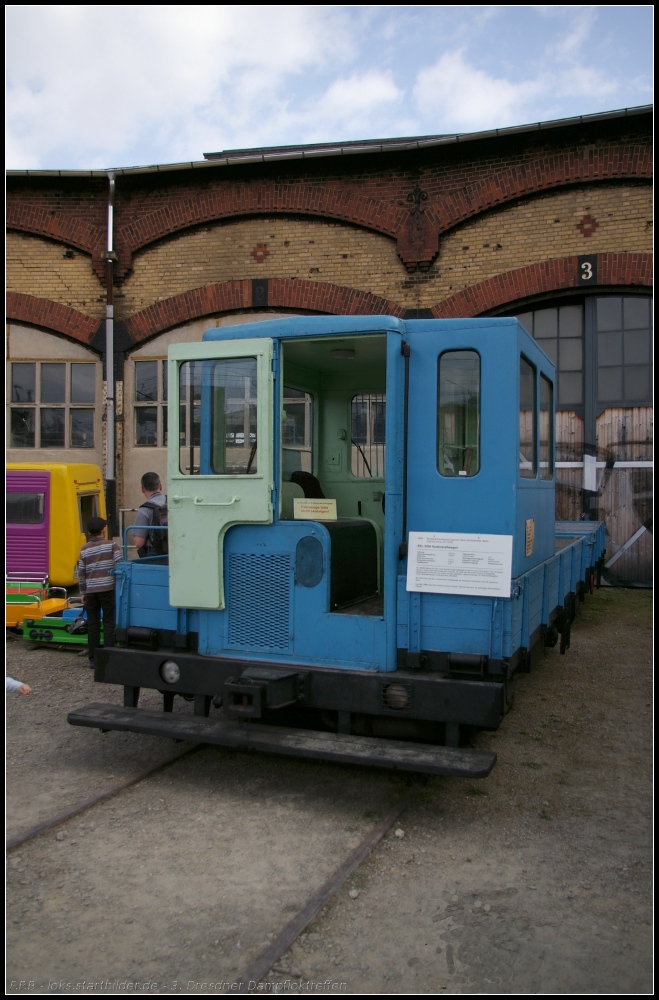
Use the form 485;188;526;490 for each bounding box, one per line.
167;338;274;609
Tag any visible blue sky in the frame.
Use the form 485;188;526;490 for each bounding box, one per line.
6;5;653;171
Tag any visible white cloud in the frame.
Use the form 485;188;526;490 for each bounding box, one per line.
312;72;403;128
413;51;536;131
5;5;356;167
5;5;653;169
413;11;622;135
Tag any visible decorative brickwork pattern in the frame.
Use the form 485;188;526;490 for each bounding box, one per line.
117;186;651;330
431;185;652;303
7;131;652;278
119;217;402;317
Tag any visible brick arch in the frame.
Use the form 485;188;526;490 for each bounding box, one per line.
431;253;653;318
118;159;652;277
6;143;651;278
6;291;100;346
124;280;405;345
118;189;402;276
6;205;103;258
428;149;652;236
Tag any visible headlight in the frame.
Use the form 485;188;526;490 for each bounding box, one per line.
160;660;181;684
383;683;411;710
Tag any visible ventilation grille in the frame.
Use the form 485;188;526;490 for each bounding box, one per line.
227;554;291;650
6;535;49;578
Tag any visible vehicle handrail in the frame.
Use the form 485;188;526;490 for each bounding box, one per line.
123;525;168;561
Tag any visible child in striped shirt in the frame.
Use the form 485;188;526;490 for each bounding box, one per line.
77;516;122;667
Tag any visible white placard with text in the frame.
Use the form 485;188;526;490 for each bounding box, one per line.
406;531;513;598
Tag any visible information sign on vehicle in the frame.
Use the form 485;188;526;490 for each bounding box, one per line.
406;532;513;597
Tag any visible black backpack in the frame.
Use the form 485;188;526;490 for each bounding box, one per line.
138;497;168;556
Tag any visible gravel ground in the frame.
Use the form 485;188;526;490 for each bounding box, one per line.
6;586;653;995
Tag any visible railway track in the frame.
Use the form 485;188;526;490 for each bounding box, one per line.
6;743;201;851
7;733;416;991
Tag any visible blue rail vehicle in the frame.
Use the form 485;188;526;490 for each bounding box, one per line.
69;317;606;777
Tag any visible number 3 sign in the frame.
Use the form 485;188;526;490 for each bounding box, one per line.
578;255;598;284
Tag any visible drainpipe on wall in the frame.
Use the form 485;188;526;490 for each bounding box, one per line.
104;171;118;537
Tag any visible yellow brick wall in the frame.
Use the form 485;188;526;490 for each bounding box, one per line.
119;184;651;315
7;184;651;323
118;217;404;314
6;233;105;317
433;184;652;301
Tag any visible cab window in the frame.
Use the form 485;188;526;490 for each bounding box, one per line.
519;356;537;478
437;351;480;477
539;374;554;480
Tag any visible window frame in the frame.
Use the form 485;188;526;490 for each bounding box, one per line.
8;360;98;450
436;349;481;479
519;354;538;480
134;358;168;448
350;392;386;479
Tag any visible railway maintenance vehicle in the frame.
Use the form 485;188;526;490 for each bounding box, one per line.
69;316;606;777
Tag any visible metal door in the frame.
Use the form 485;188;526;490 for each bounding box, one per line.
167;339;274;609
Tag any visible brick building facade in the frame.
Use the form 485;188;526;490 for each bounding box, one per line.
6;106;653;582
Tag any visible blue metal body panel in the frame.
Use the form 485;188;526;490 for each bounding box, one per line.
111;316;606;698
114;520;603;670
404;319;556;579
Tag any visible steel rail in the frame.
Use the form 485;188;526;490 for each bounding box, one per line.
6;743;201;851
235;791;414;992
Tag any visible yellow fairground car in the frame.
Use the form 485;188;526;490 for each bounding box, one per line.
6;463;106;588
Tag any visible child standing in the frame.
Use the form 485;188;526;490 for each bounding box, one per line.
77;516;122;667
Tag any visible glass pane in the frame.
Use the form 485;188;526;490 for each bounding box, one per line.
596;297;622;332
135;360;158;401
6;492;45;524
162;360;168;401
519;356;536;478
539;375;553;480
538;339;557;365
136;406;158;446
70;364;96;403
598;331;623;366
559;339;583;372
40;408;65;448
516;312;533;335
351;394;386;478
10;408;35;447
598;367;622;401
533;308;558;339
282;387;313;475
624;329;651;365
558;304;583;338
623;297;650;329
71;409;94;447
558;372;583;406
210;358;258;475
40;363;66;403
437;351;480;477
624;366;651;401
177;360;203;475
11;363;36;403
162;405;168;447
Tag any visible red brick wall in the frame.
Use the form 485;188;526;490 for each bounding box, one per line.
7;126;652;281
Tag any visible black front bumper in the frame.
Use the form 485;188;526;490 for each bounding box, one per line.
68;702;497;777
94;646;507;729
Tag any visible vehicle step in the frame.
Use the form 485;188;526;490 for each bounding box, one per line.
68;703;496;777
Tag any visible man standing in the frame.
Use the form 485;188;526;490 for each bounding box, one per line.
77;516;121;667
131;472;167;558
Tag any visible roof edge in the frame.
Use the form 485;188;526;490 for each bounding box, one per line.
7;105;652;179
